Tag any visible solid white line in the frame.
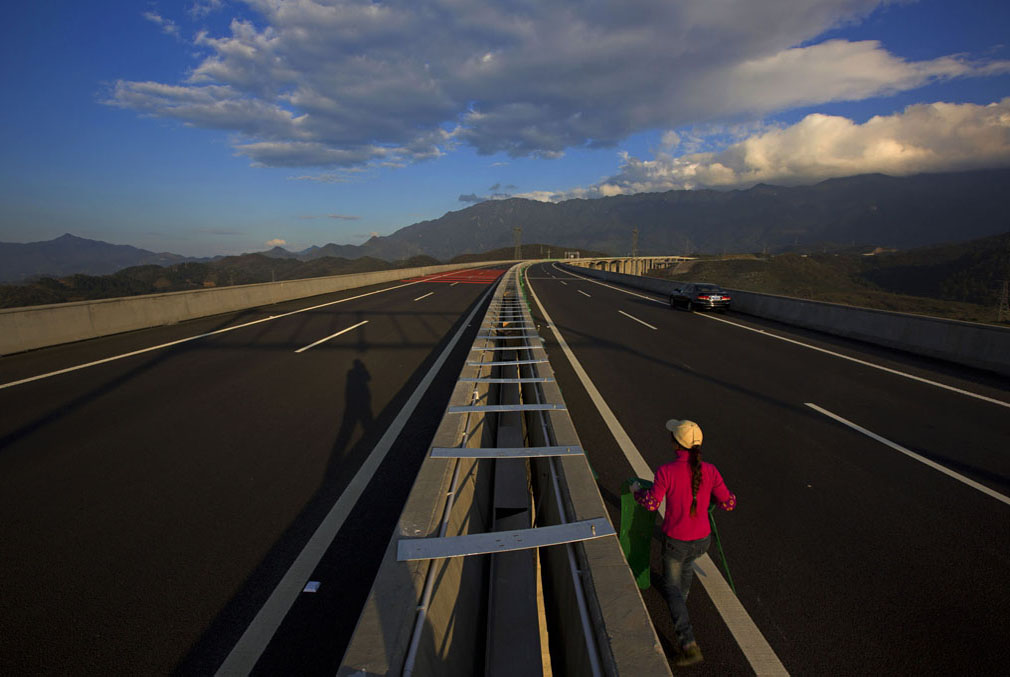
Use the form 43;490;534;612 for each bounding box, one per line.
294;320;369;353
525;265;788;676
414;292;434;301
1;273;461;391
578;290;592;298
618;310;658;331
554;263;1010;410
805;403;1010;507
216;282;497;676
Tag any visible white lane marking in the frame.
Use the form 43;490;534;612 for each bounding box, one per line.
618;310;658;331
216;283;497;676
806;403;1010;507
414;292;434;301
525;265;788;676
560;280;568;286
450;282;459;287
697;313;1010;410
577;290;592;298
553;263;665;305
294;320;369;354
553;263;1010;410
0;272;464;391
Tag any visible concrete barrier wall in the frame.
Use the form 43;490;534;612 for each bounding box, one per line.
562;263;1010;377
0;261;512;355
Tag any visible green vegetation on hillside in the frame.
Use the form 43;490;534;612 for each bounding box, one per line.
648;232;1010;326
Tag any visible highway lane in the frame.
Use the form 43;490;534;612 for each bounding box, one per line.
0;269;502;675
526;262;1010;675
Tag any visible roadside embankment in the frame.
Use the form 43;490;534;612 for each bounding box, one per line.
561;264;1010;378
0;262;510;355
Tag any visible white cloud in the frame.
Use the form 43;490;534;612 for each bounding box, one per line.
534;98;1010;199
265;238;287;247
143;11;181;39
112;1;1009;170
189;0;225;19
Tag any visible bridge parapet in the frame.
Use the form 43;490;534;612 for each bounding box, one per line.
559;263;1010;378
0;261;516;356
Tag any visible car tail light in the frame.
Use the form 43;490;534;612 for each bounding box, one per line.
723;296;731;301
696;295;710;300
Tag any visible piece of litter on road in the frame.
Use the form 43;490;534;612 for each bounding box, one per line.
303;581;321;593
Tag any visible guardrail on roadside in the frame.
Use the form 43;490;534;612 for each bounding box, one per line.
0;261;514;356
339;265;669;676
561;263;1010;378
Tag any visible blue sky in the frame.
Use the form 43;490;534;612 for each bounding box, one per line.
1;0;1008;256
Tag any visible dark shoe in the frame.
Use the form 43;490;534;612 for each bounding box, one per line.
675;642;703;667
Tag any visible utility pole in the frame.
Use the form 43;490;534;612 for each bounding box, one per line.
513;226;522;260
631;227;639;258
998;280;1009;323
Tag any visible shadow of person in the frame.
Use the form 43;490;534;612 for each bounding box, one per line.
333;360;374;457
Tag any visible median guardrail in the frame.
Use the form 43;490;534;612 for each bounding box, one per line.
339;265;669;676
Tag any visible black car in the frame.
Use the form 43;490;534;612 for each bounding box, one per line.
669;282;731;312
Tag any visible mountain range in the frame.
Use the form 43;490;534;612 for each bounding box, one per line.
3;168;1009;282
0;234;207;282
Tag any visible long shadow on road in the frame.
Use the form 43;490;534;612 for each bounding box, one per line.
175;292;490;676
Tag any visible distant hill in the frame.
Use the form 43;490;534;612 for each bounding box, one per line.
0;233;204;282
647;231;1010;325
325;168;1010;261
6;168;1008;282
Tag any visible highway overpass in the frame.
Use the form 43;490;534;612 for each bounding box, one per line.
564;255;692;276
1;262;1007;674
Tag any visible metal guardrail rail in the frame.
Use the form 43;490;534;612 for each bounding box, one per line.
338;264;670;677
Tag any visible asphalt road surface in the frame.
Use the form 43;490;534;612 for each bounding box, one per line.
0;269;502;675
526;261;1010;675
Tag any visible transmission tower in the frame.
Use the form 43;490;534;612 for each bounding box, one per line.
513;226;522;260
631;228;639;258
998;280;1009;323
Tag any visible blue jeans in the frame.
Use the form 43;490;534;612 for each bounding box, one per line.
661;534;711;648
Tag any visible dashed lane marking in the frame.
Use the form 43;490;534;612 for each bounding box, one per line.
553;263;1010;410
413;292;434;301
618;310;657;330
294;320;369;353
806;403;1010;507
577;290;591;298
0;274;463;391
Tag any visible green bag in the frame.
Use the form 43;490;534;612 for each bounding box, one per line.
619;477;655;589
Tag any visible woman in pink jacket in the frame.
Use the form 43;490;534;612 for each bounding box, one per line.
632;419;736;667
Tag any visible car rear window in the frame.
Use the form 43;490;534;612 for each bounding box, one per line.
694;284;723;292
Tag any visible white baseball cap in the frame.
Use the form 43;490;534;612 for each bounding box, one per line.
665;419;703;448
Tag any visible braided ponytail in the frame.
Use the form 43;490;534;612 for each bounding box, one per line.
688;445;703;517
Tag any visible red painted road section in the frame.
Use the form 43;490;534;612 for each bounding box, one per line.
403;268;506;284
